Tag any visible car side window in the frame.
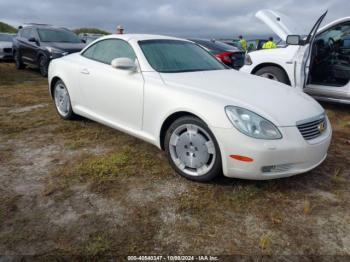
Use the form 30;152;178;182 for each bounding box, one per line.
21;29;30;39
28;29;37;40
82;43;97;60
82;39;136;64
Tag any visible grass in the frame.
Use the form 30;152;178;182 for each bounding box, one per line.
259;233;272;250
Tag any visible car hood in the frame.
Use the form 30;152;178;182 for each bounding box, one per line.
160;69;324;127
256;10;310;41
42;42;86;53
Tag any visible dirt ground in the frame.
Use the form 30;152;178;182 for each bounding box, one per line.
0;62;349;259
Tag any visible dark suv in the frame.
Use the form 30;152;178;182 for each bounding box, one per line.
13;24;86;76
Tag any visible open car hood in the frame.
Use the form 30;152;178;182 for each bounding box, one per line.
256;9;310;41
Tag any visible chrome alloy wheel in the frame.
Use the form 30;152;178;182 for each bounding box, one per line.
259;72;278;81
169;124;216;177
54;83;70;117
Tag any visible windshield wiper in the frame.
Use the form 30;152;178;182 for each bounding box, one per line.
161;69;215;73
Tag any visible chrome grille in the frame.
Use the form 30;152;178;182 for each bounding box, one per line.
297;116;327;140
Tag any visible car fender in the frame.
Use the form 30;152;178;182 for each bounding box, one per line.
141;73;235;148
48;58;80;108
35;50;49;64
240;46;300;87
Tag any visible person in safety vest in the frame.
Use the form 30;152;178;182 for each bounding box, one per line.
238;35;247;51
262;37;277;49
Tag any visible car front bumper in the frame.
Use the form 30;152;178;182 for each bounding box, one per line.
211;118;332;180
0;48;13;59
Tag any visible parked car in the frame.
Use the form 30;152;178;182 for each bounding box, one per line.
189;39;245;69
240;10;350;104
13;24;86;76
48;34;331;182
0;33;15;60
220;39;243;50
79;33;103;44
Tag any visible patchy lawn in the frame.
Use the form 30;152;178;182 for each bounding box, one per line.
0;62;349;258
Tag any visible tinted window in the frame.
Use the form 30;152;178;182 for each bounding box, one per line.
38;28;81;43
28;29;37;39
0;34;14;41
139;39;227;73
21;29;31;39
82;39;136;64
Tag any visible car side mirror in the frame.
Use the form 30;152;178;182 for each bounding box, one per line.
28;37;37;43
111;57;137;71
286;35;302;45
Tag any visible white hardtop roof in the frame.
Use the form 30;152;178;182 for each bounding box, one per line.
97;34;189;42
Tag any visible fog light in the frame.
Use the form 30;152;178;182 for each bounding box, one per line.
262;164;293;173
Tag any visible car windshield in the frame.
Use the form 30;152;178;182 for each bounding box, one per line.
38;29;81;43
0;34;14;41
139;39;227;73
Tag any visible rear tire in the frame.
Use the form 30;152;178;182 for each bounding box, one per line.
14;51;25;69
255;66;289;85
164;116;222;182
53;80;76;120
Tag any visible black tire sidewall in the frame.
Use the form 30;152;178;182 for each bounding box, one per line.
14;51;24;69
164;116;222;182
39;55;49;77
53;80;75;120
256;66;289;84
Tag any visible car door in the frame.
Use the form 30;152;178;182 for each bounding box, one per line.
295;11;328;91
304;20;350;101
78;39;144;130
18;28;32;63
26;28;40;63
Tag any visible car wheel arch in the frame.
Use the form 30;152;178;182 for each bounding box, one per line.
36;52;48;64
252;63;291;85
50;76;63;98
159;111;212;150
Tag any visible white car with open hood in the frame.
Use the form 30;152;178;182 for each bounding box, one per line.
48;34;332;181
240;10;350;104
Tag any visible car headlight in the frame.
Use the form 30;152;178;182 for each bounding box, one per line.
225;106;282;139
244;54;252;65
45;47;68;55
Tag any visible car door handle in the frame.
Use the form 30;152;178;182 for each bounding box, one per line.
81;68;90;75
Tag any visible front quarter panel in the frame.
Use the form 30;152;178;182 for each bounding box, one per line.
48;54;82;108
141;72;234;148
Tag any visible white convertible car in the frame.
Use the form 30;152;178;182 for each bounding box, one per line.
48;34;332;181
240;10;350;104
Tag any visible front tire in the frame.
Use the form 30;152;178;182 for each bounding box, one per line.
53;80;76;120
164;116;222;182
38;55;49;77
255;66;289;84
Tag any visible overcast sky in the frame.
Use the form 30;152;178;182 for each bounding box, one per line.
0;0;349;38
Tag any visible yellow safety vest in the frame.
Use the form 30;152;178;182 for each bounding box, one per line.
262;41;277;49
239;39;247;51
